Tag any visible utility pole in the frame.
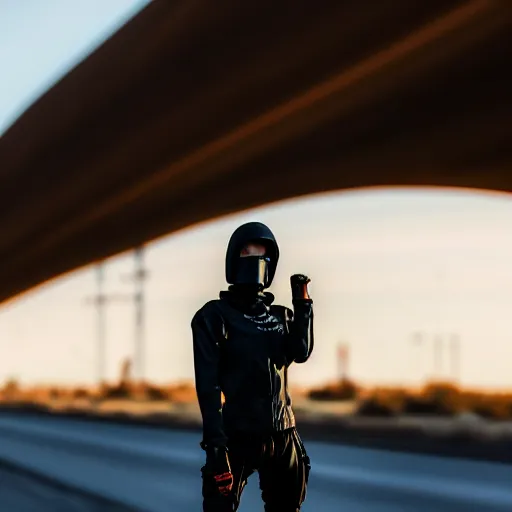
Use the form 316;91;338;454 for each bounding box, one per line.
410;331;425;383
433;266;445;382
433;333;444;381
91;263;106;386
84;261;132;386
122;246;150;382
449;333;460;383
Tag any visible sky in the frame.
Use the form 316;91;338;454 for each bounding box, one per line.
1;2;512;391
0;0;150;134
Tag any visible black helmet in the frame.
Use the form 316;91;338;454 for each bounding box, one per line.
225;222;280;289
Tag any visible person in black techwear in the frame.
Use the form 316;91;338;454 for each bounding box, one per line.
191;221;314;511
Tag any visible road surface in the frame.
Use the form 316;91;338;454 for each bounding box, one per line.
0;458;136;512
0;413;510;511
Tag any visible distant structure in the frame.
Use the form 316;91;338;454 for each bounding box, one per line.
337;342;350;381
119;357;133;385
449;333;461;383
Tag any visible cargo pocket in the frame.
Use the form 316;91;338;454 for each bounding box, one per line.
200;464;216;499
303;454;311;484
292;429;311;504
200;465;207;494
299;452;311;504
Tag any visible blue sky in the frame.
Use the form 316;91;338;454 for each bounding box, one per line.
0;0;150;134
1;2;512;391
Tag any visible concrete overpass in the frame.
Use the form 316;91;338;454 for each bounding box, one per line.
0;0;510;304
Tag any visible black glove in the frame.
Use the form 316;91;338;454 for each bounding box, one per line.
290;274;311;300
204;446;233;496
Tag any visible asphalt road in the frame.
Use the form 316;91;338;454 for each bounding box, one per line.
0;459;137;512
0;414;511;511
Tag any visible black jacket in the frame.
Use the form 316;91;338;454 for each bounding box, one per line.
192;288;314;448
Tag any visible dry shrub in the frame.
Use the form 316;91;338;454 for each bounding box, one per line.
72;388;90;399
4;376;512;421
2;377;20;400
141;383;169;401
416;384;512;420
422;382;460;402
401;382;461;416
374;387;408;410
25;387;55;402
356;396;396;417
100;382;133;400
168;382;197;403
307;379;359;401
49;388;61;400
97;381;175;401
468;394;512;420
402;396;456;416
355;387;408;417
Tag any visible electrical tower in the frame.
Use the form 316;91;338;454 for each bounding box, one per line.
122;246;150;382
84;261;131;386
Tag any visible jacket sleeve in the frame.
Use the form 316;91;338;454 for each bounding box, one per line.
284;298;314;364
191;304;228;448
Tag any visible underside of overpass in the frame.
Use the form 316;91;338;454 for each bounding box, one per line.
0;0;510;304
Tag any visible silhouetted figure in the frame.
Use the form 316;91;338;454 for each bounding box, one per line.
192;222;314;511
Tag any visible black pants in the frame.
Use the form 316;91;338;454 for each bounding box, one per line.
201;428;311;512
